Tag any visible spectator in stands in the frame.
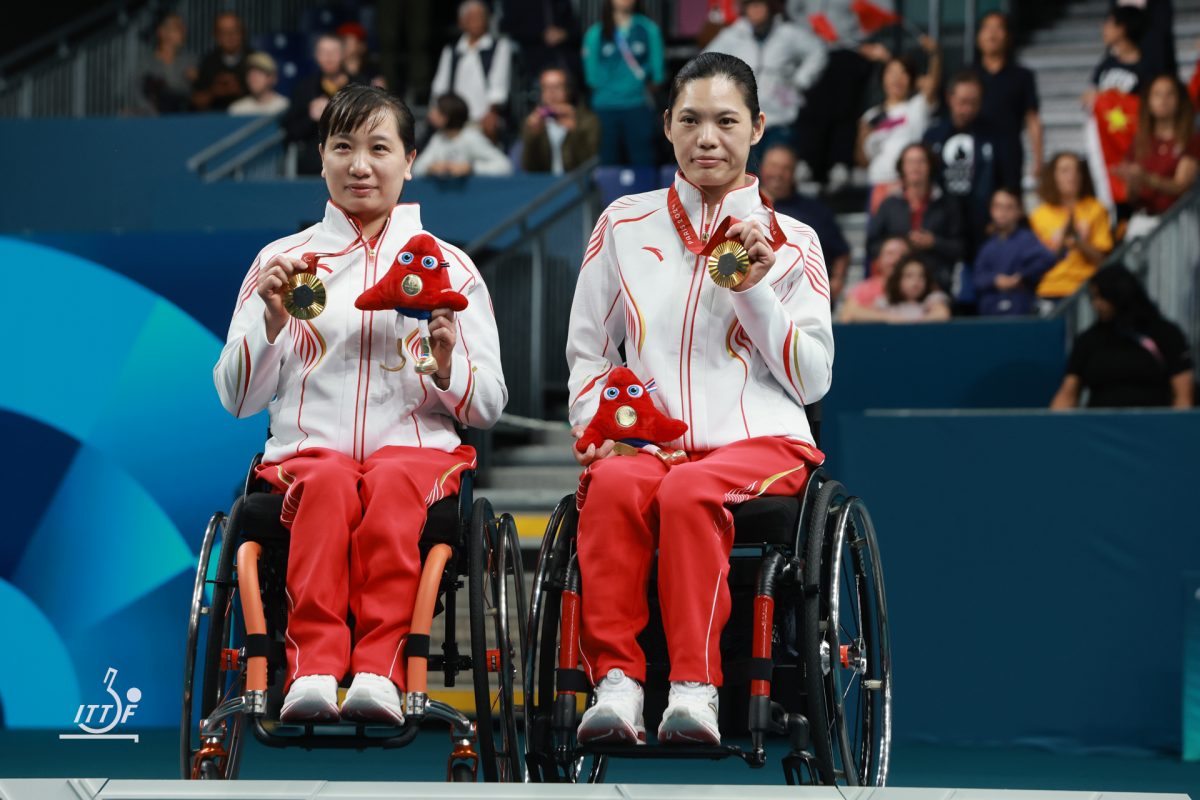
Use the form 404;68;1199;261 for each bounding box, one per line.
843;256;950;322
758;143;850;300
129;11;197;115
856;35;941;213
923;70;1000;261
414;93;513;178
430;0;513;143
229;52;290;116
339;22;386;89
1030;152;1113;307
788;0;880;190
1081;6;1147;110
971;11;1042;191
703;0;828;169
520;67;601;175
1051;264;1194;408
285;34;353;176
839;235;909;322
866;143;963;292
1118;0;1176;81
582;0;664;166
973;187;1057;316
498;0;581;83
192;11;249;111
1114;75;1199;233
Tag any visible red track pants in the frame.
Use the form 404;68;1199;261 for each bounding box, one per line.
575;436;822;687
257;445;475;691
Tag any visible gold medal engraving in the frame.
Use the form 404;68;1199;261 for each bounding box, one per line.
706;241;750;288
401;274;423;297
284;273;327;320
615;406;638;428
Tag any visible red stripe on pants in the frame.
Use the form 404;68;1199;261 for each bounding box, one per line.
257;444;475;691
575;436;822;687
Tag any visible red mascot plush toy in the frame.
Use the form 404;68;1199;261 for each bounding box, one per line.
355;233;468;374
576;367;689;465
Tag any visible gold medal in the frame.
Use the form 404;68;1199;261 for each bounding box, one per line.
706;240;750;288
401;274;423;297
612;442;641;457
284;273;327;320
615;406;638;428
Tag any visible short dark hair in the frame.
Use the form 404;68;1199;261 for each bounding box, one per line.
435;92;470;131
947;69;983;95
318;84;417;152
666;52;761;120
539;65;576;104
1108;7;1146;44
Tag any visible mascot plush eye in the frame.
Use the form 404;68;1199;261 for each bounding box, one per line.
399;251;414;264
627;385;644;398
603;387;620;400
421;255;438;269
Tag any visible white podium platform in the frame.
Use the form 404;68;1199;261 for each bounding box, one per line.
0;781;1191;800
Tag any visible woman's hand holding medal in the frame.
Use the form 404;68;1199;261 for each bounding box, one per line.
258;254;309;343
723;219;775;292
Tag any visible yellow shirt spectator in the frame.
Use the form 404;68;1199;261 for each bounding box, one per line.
1029;196;1113;298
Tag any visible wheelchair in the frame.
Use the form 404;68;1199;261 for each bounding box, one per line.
181;453;527;782
522;416;892;786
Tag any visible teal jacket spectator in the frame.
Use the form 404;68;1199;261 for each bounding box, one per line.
582;13;663;110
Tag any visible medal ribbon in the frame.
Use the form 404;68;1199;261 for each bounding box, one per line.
666;184;787;256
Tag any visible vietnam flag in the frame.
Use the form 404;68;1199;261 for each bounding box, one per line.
1085;88;1140;210
851;0;901;34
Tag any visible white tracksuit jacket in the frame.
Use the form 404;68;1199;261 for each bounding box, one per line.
214;201;507;463
567;173;834;451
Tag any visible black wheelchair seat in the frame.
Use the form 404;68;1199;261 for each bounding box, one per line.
238;492;462;549
731;496;801;547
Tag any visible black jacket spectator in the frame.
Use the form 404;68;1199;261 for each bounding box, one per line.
192;12;249;111
868;190;963;292
924;116;999;258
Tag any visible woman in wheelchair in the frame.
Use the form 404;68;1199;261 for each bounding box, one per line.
566;53;833;746
213;84;506;726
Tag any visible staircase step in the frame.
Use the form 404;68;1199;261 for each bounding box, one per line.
478;486;574;515
493;442;580;467
483;464;583;490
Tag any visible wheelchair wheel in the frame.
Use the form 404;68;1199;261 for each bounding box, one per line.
183;498;248;780
181;511;223;777
522;498;607;784
468;499;526;782
802;479;892;786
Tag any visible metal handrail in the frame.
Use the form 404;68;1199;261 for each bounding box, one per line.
1051;187;1200;322
186;112;285;176
204;128;287;182
464;156;599;256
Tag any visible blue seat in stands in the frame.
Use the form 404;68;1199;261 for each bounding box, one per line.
593;166;660;207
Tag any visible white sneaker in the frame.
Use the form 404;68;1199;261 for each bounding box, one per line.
279;674;339;723
576;668;646;745
657;681;720;745
339;672;405;726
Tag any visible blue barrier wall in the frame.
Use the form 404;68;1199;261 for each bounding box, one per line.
0;117;572;245
836;409;1200;753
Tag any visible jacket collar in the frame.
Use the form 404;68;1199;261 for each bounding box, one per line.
455;33;495;54
323;201;423;244
671;170;769;232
